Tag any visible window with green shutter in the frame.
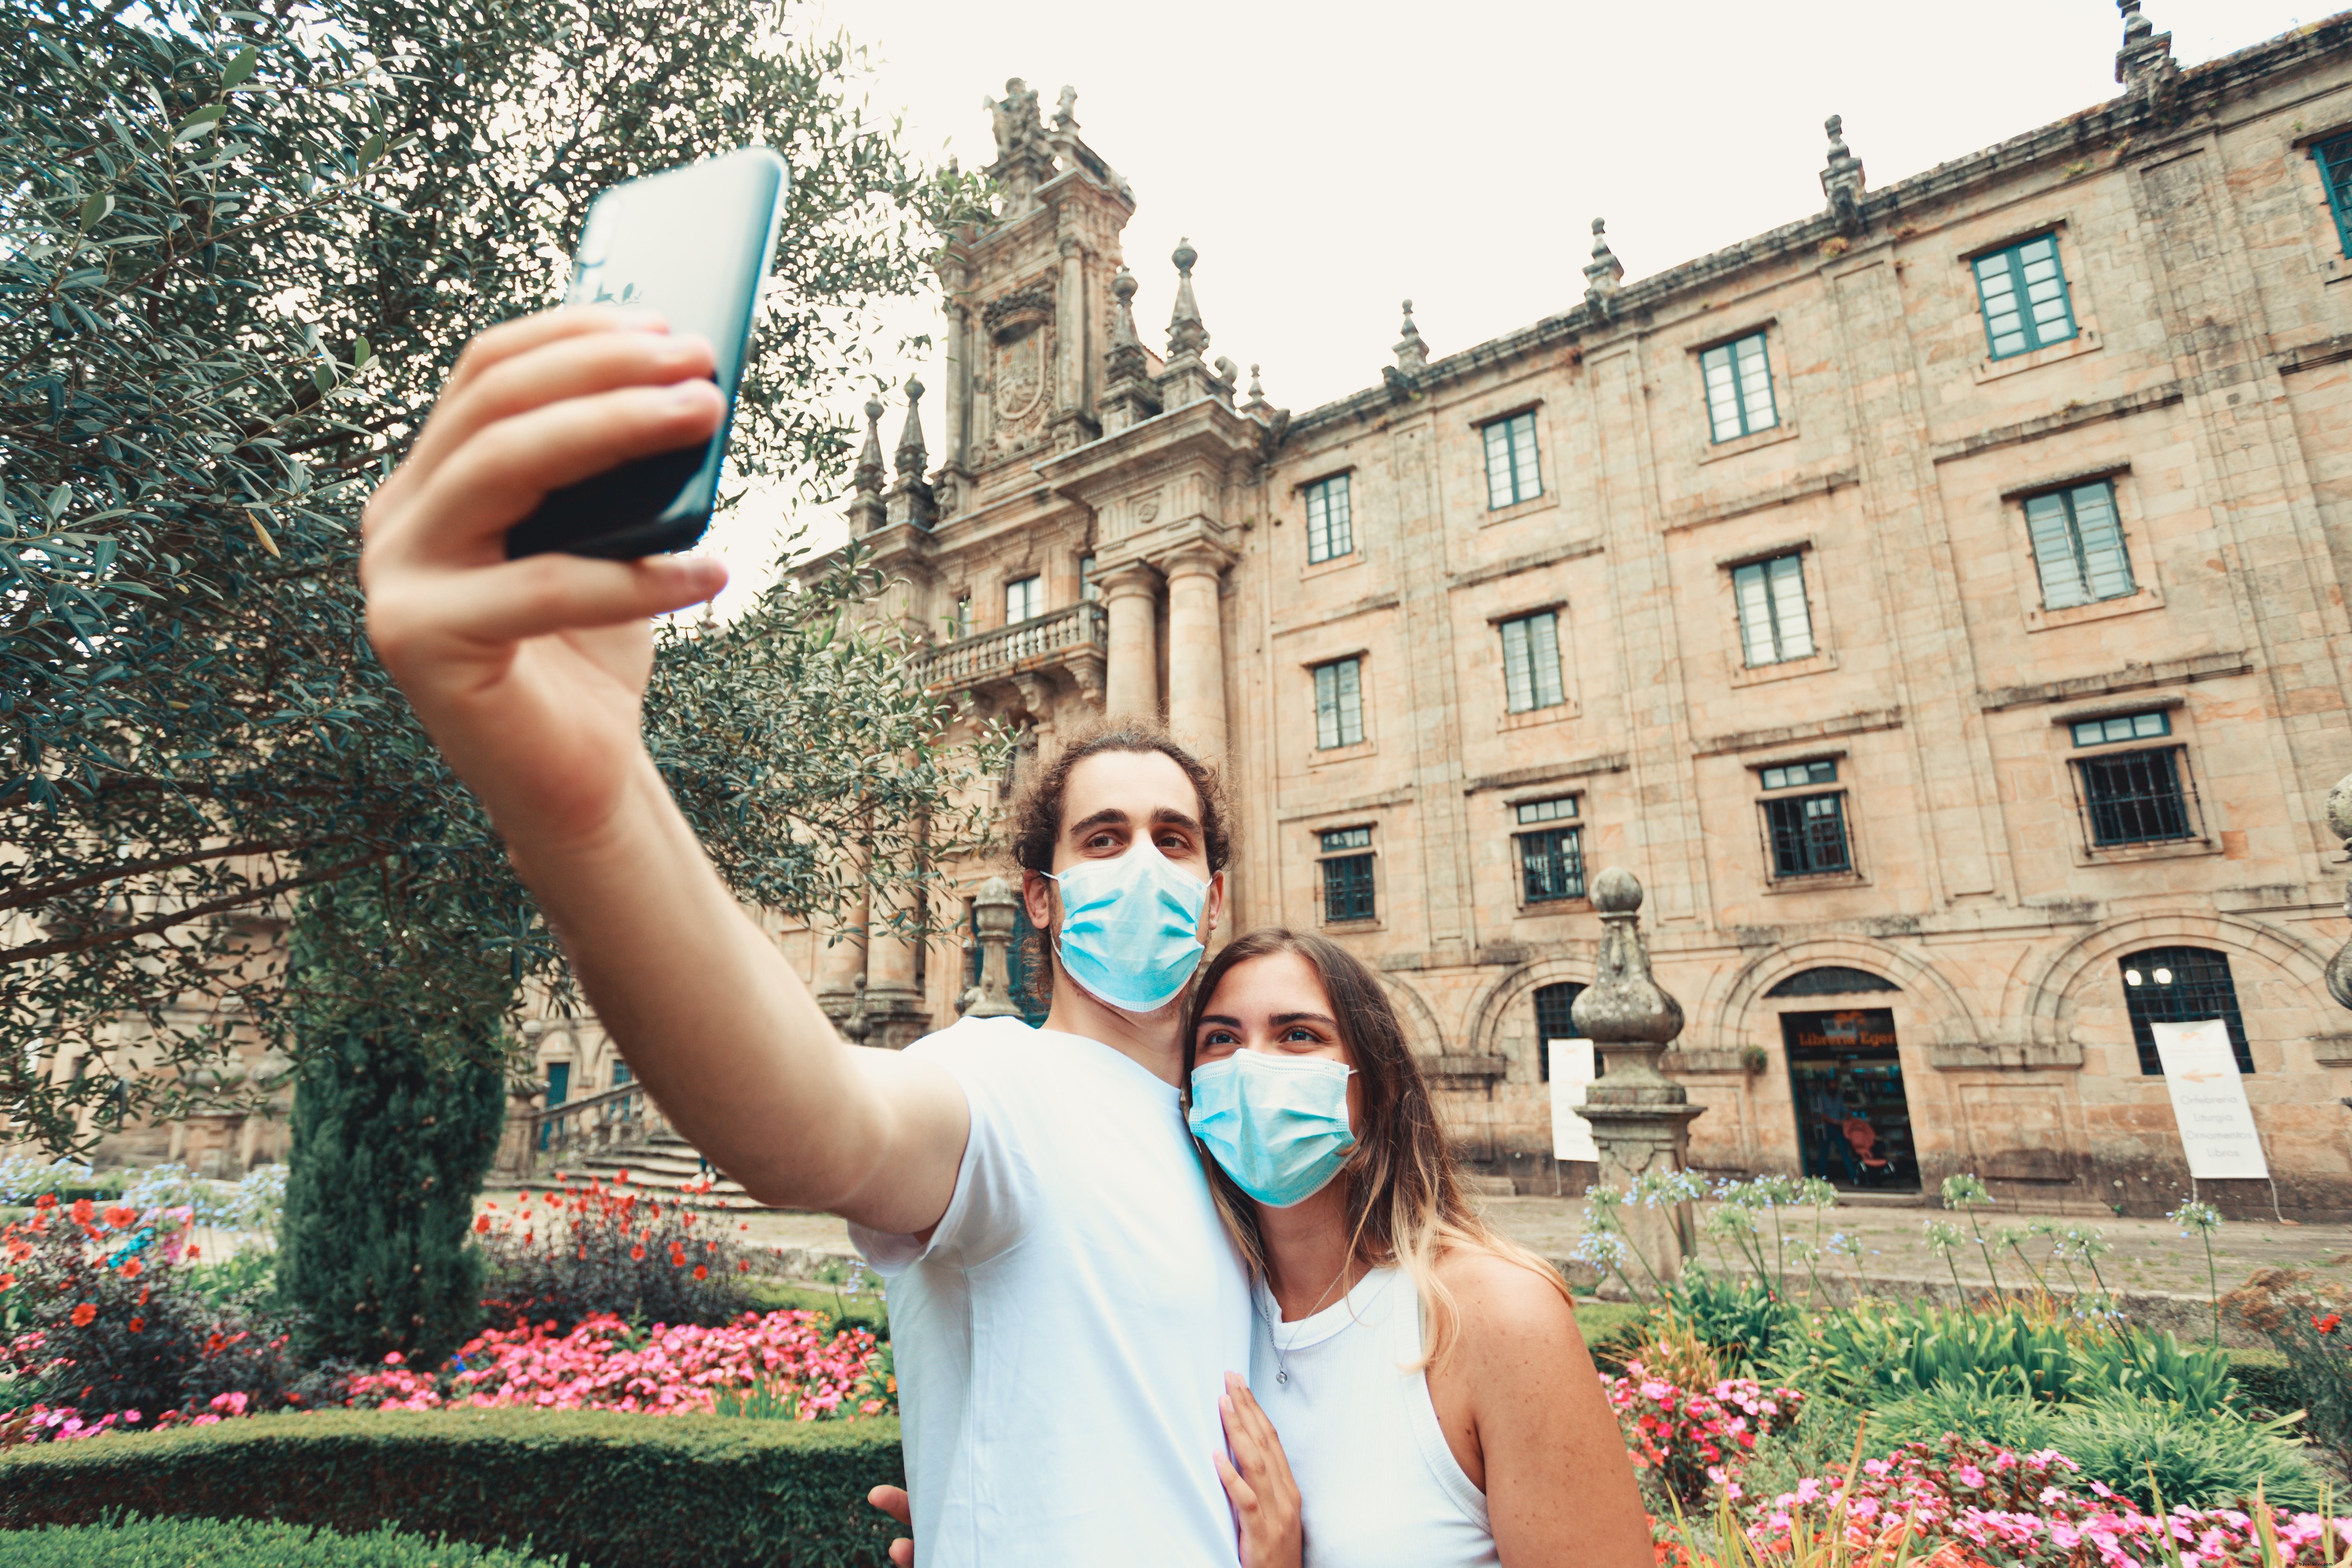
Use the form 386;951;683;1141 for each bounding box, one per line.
2022;480;2133;609
1700;332;1778;442
1317;825;1376;922
2315;136;2352;256
1482;410;1541;509
1972;234;2077;359
1305;474;1353;564
1499;610;1564;713
1731;554;1815;667
1313;657;1364;749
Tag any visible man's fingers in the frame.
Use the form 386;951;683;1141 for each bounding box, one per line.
389;381;726;561
867;1485;912;1527
446;306;670;400
394;327;717;510
889;1542;912;1568
389;551;726;654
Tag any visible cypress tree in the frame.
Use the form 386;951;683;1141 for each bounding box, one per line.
275;877;509;1369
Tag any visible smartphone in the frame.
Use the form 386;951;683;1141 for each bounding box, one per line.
504;147;789;560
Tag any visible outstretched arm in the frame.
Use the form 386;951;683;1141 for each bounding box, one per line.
361;307;965;1233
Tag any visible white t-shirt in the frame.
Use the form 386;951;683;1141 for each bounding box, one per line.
849;1015;1252;1568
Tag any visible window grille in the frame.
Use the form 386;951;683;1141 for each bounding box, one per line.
1499;611;1565;713
1764;793;1851;877
1482;410;1542;509
1732;554;1816;666
2121;946;2252;1074
2315;136;2352;256
1518;826;1585;906
1700;332;1778;442
1532;981;1586;1083
1760;758;1836;791
2023;481;2134;609
1516;795;1577;825
1313;658;1364;749
2075;747;2196;847
1973;233;2077;358
1764;966;1898;997
1305;475;1354;564
1318;826;1376;922
1005;575;1042;625
2072;710;2170;747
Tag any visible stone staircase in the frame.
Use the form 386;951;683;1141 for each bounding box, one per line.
493;1082;790;1211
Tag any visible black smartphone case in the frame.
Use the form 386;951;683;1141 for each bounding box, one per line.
505;147;789;560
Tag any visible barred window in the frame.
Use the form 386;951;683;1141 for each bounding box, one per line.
1700;332;1778;442
1313;658;1364;749
1973;233;2077;359
1318;826;1375;922
2121;947;2252;1075
1482;410;1542;509
1732;554;1816;666
1500;610;1565;713
1305;474;1354;564
1005;574;1042;624
2076;747;2196;847
2315;135;2352;256
1532;981;1586;1083
2024;481;2134;609
1518;825;1585;906
1765;793;1851;878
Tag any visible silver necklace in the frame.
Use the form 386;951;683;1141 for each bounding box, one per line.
1256;1266;1351;1387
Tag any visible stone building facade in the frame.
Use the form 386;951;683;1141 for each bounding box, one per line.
580;14;2352;1215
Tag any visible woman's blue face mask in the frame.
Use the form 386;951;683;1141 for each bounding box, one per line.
1187;1049;1356;1209
1041;837;1211;1015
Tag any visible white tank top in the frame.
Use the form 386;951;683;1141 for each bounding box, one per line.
1248;1265;1498;1568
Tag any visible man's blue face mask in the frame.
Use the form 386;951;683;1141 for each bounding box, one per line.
1186;1049;1357;1209
1042;837;1211;1015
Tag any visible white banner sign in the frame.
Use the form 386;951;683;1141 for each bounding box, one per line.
1548;1039;1598;1163
2153;1018;2268;1180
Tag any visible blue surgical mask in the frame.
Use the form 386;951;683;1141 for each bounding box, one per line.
1043;839;1211;1015
1186;1050;1357;1209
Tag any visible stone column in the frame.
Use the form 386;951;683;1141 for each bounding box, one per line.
1161;545;1229;761
961;876;1026;1020
1573;867;1705;1284
863;868;933;1050
1099;563;1160;722
813;840;868;1027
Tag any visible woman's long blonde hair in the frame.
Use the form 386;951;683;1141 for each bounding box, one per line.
1183;929;1571;1367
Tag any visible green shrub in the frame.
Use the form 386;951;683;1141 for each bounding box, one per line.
1572;1298;1649;1368
747;1281;888;1340
481;1178;752;1334
1664;1270;1799;1372
0;1408;902;1568
2226;1346;2298;1416
2221;1269;2352;1463
0;1514;560;1567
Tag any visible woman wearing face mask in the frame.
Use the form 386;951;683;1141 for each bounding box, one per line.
1186;930;1651;1568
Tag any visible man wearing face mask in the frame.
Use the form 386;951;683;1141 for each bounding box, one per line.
363;311;1258;1567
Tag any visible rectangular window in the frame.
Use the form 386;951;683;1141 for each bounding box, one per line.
2072;710;2172;748
1731;553;1816;666
2077;748;2195;847
1973;233;2077;359
1760;758;1837;791
1517;825;1586;905
1482;410;1542;509
2023;480;2134;609
1313;657;1364;749
952;594;972;639
1079;555;1099;601
1700;332;1778;442
1764;793;1851;877
2315;136;2352;256
1318;826;1375;922
1515;795;1578;825
1499;610;1565;713
611;1059;633;1088
1305;474;1354;564
1005;575;1042;625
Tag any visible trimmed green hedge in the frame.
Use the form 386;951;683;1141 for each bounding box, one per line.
0;1515;561;1567
2226;1345;2297;1415
0;1411;903;1568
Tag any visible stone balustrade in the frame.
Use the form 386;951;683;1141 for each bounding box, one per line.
916;601;1107;695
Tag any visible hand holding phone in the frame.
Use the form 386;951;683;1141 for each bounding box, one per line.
505;147;790;560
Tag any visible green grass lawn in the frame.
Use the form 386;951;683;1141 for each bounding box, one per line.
747;1279;888;1338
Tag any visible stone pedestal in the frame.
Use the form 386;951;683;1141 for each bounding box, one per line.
1573;867;1705;1283
1101;564;1160;721
961;876;1026;1019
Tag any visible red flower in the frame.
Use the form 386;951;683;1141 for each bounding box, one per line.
104;1205;137;1231
119;1259;142;1280
630;1246;647;1262
475;1216;491;1233
69;1198;94;1226
616;1169;630;1184
70;1302;96;1327
32;1194;55;1211
737;1259;750;1273
693;1264;709;1281
2316;1313;2342;1335
185;1245;199;1261
128;1317;144;1334
137;1286;149;1306
0;1272;11;1289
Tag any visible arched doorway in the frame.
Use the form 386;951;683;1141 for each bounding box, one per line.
1770;967;1918;1191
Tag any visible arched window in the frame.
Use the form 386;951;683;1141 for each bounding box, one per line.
2120;946;2251;1075
1532;982;1585;1083
1765;966;1899;997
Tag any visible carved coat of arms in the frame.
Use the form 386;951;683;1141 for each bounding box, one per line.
996;331;1047;426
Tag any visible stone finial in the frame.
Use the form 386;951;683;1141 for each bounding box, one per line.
1167;238;1209;361
1573;869;1686;1051
1244;363;1268;414
1393;298;1429;375
1212;355;1240;401
2329;772;2352;1011
1822;114;1867;237
894;376;928;479
1583;218;1624;320
854;397;886;495
2115;0;2179;112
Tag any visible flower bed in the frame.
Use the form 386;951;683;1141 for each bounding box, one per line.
1606;1361;1803;1507
347;1308;892;1419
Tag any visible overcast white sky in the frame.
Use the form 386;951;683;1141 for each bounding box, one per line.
704;0;2320;593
